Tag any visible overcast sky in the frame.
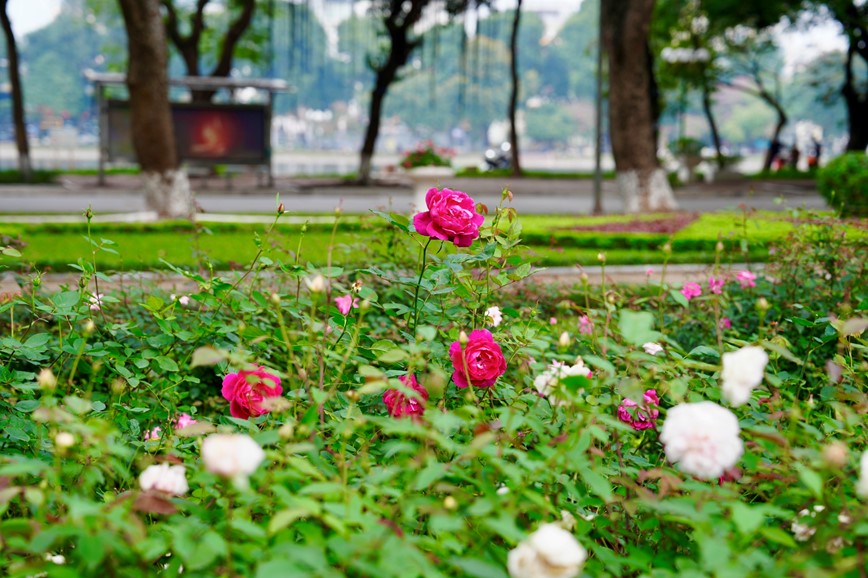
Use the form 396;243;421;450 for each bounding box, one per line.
10;0;847;74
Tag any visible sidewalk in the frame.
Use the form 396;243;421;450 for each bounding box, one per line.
0;263;765;297
0;173;827;218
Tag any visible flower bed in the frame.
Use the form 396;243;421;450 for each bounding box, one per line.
0;187;866;576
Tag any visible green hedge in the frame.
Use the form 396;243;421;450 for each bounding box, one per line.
817;152;868;217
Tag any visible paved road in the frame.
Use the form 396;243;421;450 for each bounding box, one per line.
0;176;827;217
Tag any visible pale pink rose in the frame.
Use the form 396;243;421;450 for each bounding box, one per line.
412;187;484;247
549;317;557;325
646;267;654;277
719;317;732;330
221;367;283;419
334;294;359;315
89;293;104;312
144;426;162;441
578;315;593;335
179;295;190;306
736;270;757;288
681;282;702;301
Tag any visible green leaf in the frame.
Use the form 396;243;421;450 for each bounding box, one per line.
577;464;613;502
730;502;767;536
14;400;39;413
450;557;509;578
156;356;179;372
378;348;408;364
669;288;689;308
1;247;21;257
619;310;660;346
414;460;448;491
795;464;823;498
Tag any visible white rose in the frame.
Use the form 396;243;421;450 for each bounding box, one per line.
485;306;503;328
303;274;327;293
721;346;768;406
533;360;592;405
201;433;265;478
642;342;663;356
660;401;743;480
507;523;586;578
857;451;868;499
139;463;189;496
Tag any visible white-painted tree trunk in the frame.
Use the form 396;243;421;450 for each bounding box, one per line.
143;169;194;219
617;168;679;213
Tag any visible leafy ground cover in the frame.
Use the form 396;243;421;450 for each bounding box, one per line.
2;210;860;272
0;189;866;577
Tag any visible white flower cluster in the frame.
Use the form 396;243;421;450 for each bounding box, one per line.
139;463;189;496
721;346;768;406
507;523;586;578
533;359;591;405
660;401;743;479
201;433;265;479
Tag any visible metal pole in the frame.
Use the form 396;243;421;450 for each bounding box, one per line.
592;0;604;215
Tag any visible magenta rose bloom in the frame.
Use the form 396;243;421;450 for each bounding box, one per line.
221;367;283;419
449;329;507;389
617;389;660;431
413;187;485;247
383;374;428;419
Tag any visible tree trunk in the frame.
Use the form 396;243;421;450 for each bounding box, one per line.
0;0;31;181
762;98;787;172
119;0;193;219
507;0;522;176
357;1;427;184
842;43;868;152
602;0;677;213
701;76;724;168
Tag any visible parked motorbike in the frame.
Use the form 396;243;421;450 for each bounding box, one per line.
483;142;512;171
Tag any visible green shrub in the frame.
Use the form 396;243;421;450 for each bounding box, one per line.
817;153;868;217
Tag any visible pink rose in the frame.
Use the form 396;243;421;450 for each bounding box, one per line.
719;317;732;330
383;374;428;419
221;367;283;419
708;276;724;295
736;270;757;288
335;294;359;316
617;389;660;431
681;282;702;301
175;413;197;429
578;315;593;335
449;329;507;389
412;187;484;247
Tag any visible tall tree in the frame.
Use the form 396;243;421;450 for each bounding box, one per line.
162;0;257;102
118;0;194;218
602;0;678;212
0;0;31;180
358;0;432;184
507;0;522;176
827;0;867;151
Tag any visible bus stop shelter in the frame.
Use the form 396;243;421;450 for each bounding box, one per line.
85;71;289;187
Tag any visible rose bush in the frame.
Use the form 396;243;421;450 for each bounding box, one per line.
0;198;865;576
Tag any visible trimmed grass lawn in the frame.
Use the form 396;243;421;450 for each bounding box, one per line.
1;210;858;271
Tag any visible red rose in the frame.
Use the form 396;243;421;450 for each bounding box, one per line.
221;367;282;419
383;374;428;419
449;329;507;389
412;187;484;248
